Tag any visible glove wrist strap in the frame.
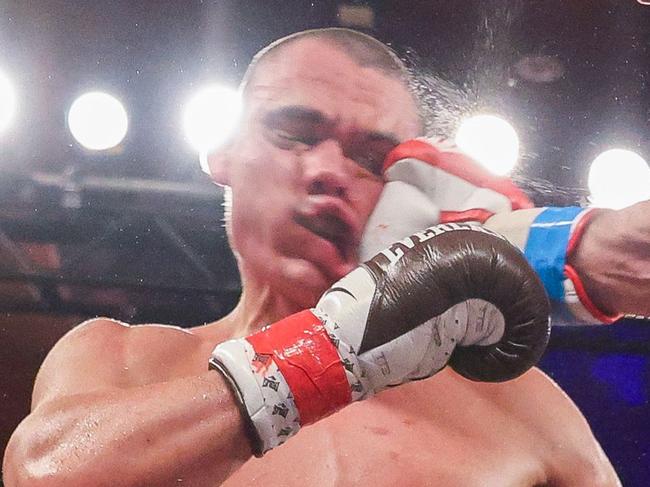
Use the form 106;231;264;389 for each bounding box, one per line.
210;310;356;455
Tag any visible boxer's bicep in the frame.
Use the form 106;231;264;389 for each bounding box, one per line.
31;318;130;410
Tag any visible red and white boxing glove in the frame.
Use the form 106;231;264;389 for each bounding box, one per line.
359;137;532;261
211;223;550;455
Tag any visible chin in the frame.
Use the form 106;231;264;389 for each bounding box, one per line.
283;273;332;312
288;282;326;311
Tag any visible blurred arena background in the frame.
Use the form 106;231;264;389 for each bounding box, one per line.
0;1;649;484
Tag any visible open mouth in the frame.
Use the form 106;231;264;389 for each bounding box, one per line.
293;212;356;263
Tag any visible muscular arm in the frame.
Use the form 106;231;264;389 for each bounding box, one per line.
3;319;252;487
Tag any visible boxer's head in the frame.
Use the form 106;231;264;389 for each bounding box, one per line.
208;28;421;311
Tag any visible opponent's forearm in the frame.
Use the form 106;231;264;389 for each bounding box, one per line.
484;207;624;324
4;371;250;487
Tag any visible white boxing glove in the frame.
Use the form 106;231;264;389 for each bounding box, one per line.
360;137;533;261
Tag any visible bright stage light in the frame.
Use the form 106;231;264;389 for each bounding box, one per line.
588;149;650;209
182;84;241;154
68;91;128;151
0;70;17;133
455;114;520;175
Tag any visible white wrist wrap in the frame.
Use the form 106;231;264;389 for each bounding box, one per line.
211;338;301;454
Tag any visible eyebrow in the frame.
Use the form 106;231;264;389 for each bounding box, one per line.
263;106;327;126
263;105;401;144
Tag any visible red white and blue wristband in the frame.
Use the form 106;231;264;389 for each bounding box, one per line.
523;206;621;324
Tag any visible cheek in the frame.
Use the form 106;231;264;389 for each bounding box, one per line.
246;133;303;187
231;137;299;204
354;178;385;224
228;149;301;249
229;185;281;264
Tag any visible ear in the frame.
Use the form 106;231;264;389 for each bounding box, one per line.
205;146;232;186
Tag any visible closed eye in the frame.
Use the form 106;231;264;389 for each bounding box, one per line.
274;129;320;147
263;107;327;150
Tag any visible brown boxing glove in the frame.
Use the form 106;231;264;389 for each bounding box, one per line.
211;222;551;455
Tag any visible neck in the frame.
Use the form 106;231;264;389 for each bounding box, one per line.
217;276;307;339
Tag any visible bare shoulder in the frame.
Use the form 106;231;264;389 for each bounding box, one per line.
471;367;620;486
528;369;620;486
32;317;204;410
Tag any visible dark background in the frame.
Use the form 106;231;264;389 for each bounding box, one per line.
0;1;649;485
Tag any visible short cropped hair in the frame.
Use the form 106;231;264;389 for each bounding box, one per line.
239;28;422;133
240;27;413;96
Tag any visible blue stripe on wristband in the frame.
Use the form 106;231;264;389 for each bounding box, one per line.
523;207;584;301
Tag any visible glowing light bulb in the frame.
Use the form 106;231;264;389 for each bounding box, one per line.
455;114;520;175
182;84;242;154
0;70;17;133
68;92;128;151
588;149;650;209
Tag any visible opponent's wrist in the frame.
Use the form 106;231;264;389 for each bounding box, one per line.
209;310;362;456
524;207;622;324
564;208;622;323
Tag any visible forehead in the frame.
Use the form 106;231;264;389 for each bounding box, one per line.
245;39;421;141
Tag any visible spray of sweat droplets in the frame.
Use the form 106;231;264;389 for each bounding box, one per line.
395;0;590;207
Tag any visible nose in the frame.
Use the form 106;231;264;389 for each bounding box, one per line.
301;140;351;199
